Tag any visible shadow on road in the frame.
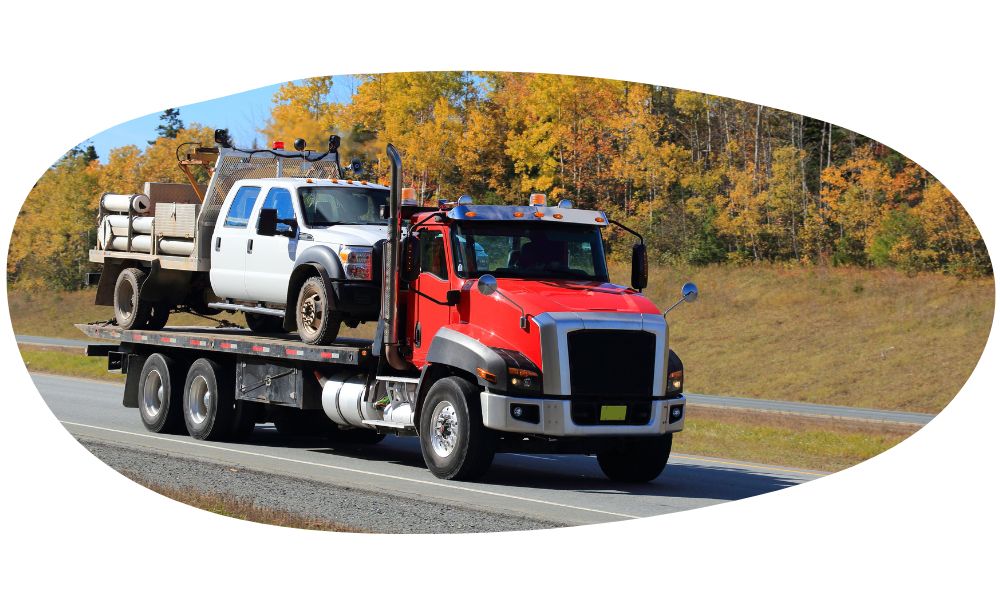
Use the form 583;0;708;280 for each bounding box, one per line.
244;426;814;504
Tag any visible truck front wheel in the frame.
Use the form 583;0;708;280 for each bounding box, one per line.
114;267;152;329
418;376;495;481
295;276;341;345
596;434;673;483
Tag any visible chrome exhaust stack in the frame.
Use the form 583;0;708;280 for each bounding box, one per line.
381;144;409;370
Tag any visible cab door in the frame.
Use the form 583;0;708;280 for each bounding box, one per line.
245;186;299;304
411;227;453;364
210;185;261;300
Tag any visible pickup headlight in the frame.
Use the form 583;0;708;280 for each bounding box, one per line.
337;245;373;280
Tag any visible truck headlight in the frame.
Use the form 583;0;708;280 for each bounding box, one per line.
337;245;373;280
667;369;683;396
507;366;541;393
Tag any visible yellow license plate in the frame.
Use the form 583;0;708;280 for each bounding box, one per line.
600;405;627;421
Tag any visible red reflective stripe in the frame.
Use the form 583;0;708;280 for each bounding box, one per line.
251;345;269;352
320;352;333;359
189;340;207;347
160;337;175;343
285;348;303;356
132;334;142;341
220;342;237;350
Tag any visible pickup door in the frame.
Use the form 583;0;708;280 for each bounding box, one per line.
244;186;299;303
211;185;261;300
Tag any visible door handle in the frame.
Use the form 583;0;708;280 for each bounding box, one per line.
215;237;221;251
247;239;253;254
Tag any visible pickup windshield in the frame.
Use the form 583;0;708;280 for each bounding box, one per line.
298;187;389;227
451;222;609;281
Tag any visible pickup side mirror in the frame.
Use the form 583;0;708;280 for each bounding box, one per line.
258;208;278;236
401;234;421;283
631;243;648;291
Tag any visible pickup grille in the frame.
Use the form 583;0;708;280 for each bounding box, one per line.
566;330;655;397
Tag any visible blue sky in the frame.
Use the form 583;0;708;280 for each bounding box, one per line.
81;76;358;162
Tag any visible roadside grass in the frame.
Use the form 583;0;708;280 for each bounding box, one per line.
18;345;122;382
610;263;994;413
118;470;365;532
677;406;916;473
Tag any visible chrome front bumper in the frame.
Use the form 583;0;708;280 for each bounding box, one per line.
480;392;686;437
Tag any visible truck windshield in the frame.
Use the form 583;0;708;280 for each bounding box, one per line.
298;187;389;227
451;222;609;282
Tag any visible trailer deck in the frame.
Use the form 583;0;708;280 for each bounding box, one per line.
76;323;374;367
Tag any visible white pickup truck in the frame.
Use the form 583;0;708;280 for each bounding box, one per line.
89;133;390;344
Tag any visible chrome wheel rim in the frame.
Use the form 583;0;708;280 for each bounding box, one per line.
299;289;323;335
141;369;164;421
188;375;212;425
430;401;459;458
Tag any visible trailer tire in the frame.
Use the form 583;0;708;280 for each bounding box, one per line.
183;358;237;441
145;303;171;330
295;276;341;345
596;433;673;483
245;312;285;334
114;267;152;329
137;353;185;434
418;376;495;481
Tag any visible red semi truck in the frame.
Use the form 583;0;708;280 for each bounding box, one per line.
80;142;698;482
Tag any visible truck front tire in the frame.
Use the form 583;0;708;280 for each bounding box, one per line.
295;276;341;345
418;376;495;481
182;358;238;441
596;433;673;483
137;353;185;433
114;267;152;329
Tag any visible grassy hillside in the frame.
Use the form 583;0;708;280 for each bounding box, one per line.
614;263;994;413
8;264;994;413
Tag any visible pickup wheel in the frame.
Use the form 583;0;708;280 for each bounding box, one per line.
145;303;171;330
295;276;341;345
114;267;152;329
418;376;495;481
596;433;673;483
137;353;185;433
182;358;237;441
245;312;285;334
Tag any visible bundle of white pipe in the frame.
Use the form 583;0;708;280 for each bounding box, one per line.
106;235;194;256
101;193;150;214
98;215;154;248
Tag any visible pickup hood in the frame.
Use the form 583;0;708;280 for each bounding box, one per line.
487;278;660;316
305;224;388;247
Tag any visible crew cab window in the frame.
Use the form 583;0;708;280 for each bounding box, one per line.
419;230;448;279
259;187;295;222
224;186;261;228
298;187;389;227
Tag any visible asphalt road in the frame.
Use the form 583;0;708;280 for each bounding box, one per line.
16;334;936;425
32;373;824;528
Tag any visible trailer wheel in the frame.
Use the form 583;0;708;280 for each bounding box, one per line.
114;267;152;329
295;276;341;345
183;358;237;441
596;434;673;483
418;376;495;481
145;303;171;330
245;312;285;334
137;353;185;434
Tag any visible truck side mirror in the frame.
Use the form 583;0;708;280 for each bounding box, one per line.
401;235;421;283
631;243;648;290
258;208;278;237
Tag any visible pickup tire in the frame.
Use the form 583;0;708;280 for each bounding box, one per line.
596;433;673;483
137;353;185;433
295;276;341;345
418;376;495;481
182;358;237;441
245;312;285;334
114;267;152;329
145;303;171;330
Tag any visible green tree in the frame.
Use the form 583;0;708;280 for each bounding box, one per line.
149;108;184;144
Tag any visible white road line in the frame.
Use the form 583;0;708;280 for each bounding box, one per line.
508;453;557;461
62;420;641;520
